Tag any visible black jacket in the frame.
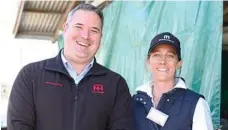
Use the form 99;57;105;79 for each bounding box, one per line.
7;52;133;130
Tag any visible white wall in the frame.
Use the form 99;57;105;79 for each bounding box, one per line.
0;0;60;85
0;39;58;85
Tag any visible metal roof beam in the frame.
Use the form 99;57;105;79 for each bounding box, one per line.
13;1;25;36
24;9;63;15
52;1;78;43
90;0;106;7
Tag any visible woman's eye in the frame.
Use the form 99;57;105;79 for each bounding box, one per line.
153;54;160;57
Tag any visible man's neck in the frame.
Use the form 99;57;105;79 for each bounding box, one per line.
62;50;93;75
63;52;93;75
71;61;91;75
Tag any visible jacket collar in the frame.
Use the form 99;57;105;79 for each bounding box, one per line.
136;78;187;98
44;50;109;78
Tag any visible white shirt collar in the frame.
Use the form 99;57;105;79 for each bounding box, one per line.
136;78;187;98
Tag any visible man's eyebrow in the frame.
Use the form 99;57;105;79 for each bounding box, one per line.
72;23;100;32
73;23;83;26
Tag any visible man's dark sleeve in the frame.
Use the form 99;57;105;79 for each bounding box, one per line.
7;64;35;130
108;76;133;130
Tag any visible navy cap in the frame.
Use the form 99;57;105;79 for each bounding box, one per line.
148;32;181;60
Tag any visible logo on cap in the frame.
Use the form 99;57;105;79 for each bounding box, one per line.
164;35;170;40
158;34;174;43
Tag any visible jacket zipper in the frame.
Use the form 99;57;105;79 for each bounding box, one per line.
73;83;79;130
72;73;93;130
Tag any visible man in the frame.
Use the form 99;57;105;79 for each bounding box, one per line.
7;3;133;130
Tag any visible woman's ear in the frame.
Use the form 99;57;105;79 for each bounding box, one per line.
176;60;182;70
146;56;151;65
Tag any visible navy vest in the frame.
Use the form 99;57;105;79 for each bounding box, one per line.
132;88;204;130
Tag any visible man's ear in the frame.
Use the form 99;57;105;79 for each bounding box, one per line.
63;22;68;32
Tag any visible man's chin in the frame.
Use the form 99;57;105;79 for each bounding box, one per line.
76;55;88;59
73;54;93;62
74;52;88;58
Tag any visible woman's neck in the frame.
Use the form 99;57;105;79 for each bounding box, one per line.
152;79;175;107
153;79;175;94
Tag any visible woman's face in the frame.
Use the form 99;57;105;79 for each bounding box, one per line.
147;44;182;82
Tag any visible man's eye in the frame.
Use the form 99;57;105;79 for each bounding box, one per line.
74;26;82;29
91;29;98;33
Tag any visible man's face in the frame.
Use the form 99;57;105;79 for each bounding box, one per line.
63;10;102;64
147;44;182;82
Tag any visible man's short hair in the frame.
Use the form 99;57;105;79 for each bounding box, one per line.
66;3;104;29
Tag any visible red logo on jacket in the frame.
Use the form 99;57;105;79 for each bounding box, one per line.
92;84;104;94
45;81;63;87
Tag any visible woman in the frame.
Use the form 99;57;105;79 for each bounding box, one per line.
132;32;213;130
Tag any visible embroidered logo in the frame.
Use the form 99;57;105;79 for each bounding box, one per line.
92;84;104;94
45;82;63;87
164;35;170;39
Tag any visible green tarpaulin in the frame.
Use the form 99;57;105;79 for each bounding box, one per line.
58;1;222;128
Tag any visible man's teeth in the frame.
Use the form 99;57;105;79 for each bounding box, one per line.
157;68;168;72
77;41;90;47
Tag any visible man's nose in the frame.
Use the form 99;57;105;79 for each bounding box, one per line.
80;29;89;39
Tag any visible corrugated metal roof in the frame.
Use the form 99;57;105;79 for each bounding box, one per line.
24;1;69;13
19;12;61;33
14;1;76;41
13;0;110;42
